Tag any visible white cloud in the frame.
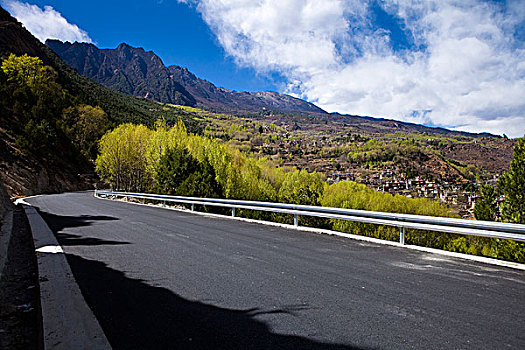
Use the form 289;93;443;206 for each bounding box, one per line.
3;0;92;43
183;0;525;137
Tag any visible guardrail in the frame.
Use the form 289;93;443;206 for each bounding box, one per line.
95;190;525;244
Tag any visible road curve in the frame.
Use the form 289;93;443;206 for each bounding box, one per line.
27;192;524;349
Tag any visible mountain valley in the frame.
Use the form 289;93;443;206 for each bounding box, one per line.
0;4;518;219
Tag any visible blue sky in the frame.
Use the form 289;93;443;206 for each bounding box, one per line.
3;0;525;137
2;0;283;92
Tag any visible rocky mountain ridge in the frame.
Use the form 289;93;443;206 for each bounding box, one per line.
46;40;326;115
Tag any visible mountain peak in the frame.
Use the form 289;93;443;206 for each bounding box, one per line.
116;42;130;49
116;42;144;52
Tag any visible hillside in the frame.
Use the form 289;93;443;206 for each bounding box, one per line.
170;104;515;217
175;105;514;177
0;6;197;196
46;40;327;115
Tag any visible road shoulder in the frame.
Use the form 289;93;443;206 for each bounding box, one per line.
17;199;111;350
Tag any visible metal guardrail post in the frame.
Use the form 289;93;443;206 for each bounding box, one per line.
191;204;194;211
162;200;166;207
232;208;236;217
294;214;299;227
400;227;405;245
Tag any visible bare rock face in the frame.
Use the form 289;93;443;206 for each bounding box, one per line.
47;40;195;106
46;40;326;115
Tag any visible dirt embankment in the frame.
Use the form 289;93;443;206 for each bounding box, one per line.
0;179;13;219
0;127;93;199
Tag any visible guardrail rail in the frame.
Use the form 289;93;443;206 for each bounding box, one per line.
95;190;525;244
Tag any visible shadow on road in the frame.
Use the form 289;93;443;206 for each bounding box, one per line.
64;253;369;350
38;211;127;247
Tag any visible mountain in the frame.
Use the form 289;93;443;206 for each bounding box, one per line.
43;40;499;139
0;6;198;196
46;41;195;106
46;40;326;115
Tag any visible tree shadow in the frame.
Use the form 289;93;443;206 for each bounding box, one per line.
65;254;371;350
38;210;127;247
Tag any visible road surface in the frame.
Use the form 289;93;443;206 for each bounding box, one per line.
27;192;525;349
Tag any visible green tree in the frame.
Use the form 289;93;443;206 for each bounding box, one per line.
499;136;525;223
154;147;222;198
474;184;499;221
15;119;56;154
60;104;109;159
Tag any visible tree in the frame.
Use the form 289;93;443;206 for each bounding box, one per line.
61;105;109;159
278;170;324;206
499;136;525;223
154;147;222;198
145;119;183;182
1;54;66;155
95;123;152;191
278;169;325;227
474;184;498;221
1;54;63;116
1;54;50;90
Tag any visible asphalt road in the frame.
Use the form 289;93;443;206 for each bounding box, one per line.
27;192;524;349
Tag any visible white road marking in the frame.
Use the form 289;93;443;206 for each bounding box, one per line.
36;245;64;254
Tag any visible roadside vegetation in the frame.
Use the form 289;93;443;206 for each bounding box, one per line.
95;122;525;262
0;53;104;160
475;137;525;225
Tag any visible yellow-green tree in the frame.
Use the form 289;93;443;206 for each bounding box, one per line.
1;54;66;155
145;119;183;182
321;180;455;242
96;123;152;191
278;170;324;206
1;54;54;90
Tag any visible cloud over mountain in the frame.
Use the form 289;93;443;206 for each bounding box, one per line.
183;0;525;137
2;0;91;43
